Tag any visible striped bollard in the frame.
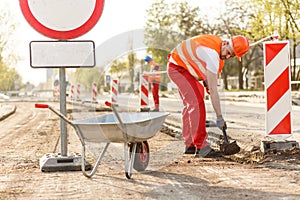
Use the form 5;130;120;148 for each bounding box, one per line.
92;82;97;103
264;40;292;141
70;84;75;101
111;79;118;105
76;83;81;101
140;74;150;112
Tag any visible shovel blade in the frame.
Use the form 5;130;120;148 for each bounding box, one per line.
220;140;240;155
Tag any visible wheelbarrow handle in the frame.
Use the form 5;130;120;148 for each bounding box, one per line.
105;101;112;107
105;101;126;133
35;103;49;109
35;103;73;126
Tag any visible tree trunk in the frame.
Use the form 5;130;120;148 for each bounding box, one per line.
238;61;244;90
223;74;228;90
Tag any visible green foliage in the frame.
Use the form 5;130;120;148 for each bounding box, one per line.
247;0;300;41
127;51;137;92
172;1;205;37
127;52;137;72
0;63;19;91
144;0;184;65
144;0;213;65
245;0;300;89
73;68;103;91
0;8;20;91
144;0;300;90
109;59;127;79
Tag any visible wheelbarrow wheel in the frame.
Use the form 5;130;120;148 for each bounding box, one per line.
129;141;150;172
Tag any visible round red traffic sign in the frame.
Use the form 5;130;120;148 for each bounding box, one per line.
20;0;105;39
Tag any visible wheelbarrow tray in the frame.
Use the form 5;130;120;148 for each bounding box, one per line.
73;112;169;143
35;103;169;178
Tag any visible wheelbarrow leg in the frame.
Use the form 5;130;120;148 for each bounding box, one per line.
81;143;110;178
125;142;136;179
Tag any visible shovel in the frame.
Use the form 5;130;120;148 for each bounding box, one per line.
220;127;240;155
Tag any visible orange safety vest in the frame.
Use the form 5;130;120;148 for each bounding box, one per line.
170;35;224;80
149;62;161;83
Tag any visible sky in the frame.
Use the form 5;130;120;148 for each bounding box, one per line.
1;0;224;86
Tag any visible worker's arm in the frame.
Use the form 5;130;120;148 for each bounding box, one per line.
206;70;221;116
206;70;226;130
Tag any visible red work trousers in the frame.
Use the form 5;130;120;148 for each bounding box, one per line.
167;62;208;149
151;82;160;110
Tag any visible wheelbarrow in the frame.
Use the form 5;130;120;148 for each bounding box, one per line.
35;102;169;179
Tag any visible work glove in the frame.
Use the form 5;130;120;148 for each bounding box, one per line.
203;80;210;94
216;115;227;130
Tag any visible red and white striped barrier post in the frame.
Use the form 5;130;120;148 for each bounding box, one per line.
140;74;150;112
76;83;81;101
92;82;97;102
70;84;75;101
111;79;118;105
264;40;292;141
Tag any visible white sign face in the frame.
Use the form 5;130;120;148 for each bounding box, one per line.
30;41;95;68
28;0;96;31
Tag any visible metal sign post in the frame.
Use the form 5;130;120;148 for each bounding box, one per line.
59;68;67;157
29;40;96;171
20;0;103;172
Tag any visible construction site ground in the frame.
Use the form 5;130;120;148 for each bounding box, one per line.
1;101;300;200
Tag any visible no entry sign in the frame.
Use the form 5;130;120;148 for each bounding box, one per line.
20;0;105;39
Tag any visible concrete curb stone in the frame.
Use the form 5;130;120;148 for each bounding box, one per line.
0;104;17;121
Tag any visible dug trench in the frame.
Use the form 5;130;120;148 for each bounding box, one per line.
160;125;300;170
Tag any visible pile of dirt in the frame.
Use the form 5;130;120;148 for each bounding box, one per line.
160;125;179;138
160;125;300;169
226;146;300;168
220;147;300;170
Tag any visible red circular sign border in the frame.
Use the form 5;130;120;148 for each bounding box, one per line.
20;0;105;39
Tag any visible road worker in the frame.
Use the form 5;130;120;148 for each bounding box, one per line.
167;34;249;157
145;55;161;111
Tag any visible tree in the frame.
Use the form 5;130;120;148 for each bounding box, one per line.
127;39;138;92
246;0;300;89
144;0;216;66
172;1;207;38
144;0;300;91
73;68;103;92
214;0;257;90
0;10;21;92
144;0;176;66
144;0;213;91
109;59;127;92
127;52;135;92
279;0;300;89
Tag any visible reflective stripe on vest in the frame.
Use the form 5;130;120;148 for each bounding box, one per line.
173;41;204;79
149;64;161;83
171;35;224;80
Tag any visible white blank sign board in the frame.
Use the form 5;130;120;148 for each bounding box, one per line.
30;40;95;68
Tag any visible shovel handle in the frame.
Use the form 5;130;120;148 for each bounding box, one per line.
222;127;229;144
